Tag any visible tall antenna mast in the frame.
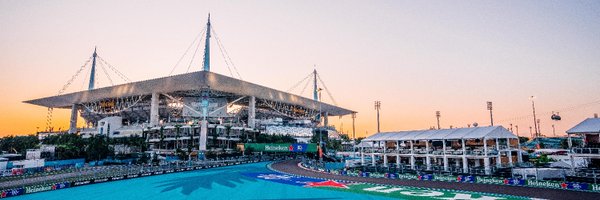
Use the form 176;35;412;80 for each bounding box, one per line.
88;47;97;90
202;14;212;71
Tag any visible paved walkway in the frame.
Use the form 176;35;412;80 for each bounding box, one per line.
271;159;600;200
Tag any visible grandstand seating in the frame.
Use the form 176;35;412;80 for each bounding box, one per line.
265;126;313;137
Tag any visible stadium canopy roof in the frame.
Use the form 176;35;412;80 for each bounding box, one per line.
24;71;355;116
566;118;600;134
363;126;516;142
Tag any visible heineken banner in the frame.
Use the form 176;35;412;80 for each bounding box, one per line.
244;143;317;152
246;172;533;200
318;165;600;193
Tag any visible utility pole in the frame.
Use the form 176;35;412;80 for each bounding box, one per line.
537;119;542;137
530;96;538;138
487;101;494;126
552;124;556;137
435;111;441;130
515;125;519;137
529;126;533;139
374;101;381;133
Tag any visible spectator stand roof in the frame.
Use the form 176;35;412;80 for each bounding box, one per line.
566;118;600;134
363;126;516;142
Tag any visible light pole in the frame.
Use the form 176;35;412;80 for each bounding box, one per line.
487;101;494;126
435;111;441;130
374;101;381;133
530;96;538;138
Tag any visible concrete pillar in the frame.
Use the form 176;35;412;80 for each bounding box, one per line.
462;139;468;173
248;96;256;129
360;147;365;165
484;157;491;175
68;104;78;134
410;140;415;170
517;138;523;163
507;138;513;166
568;134;573;148
383;141;388;167
484;138;490;174
443;139;448;171
371;145;376;166
150;93;159;127
199;120;207;151
396;141;401;168
425;140;431;170
323;112;329;127
495;138;501;167
484;138;488;156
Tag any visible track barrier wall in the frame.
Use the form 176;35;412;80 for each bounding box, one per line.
302;163;600;193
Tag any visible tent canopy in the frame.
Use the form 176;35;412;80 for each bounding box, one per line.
363;126;516;142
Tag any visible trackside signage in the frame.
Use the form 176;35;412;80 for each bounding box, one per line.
324;166;600;193
247;172;532;200
244;143;317;152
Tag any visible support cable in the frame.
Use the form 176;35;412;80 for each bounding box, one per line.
57;57;93;95
98;62;114;86
213;29;234;77
47;56;93;131
212;27;242;79
299;77;312;98
168;28;206;75
286;71;313;93
186;33;205;73
317;73;338;105
97;56;130;82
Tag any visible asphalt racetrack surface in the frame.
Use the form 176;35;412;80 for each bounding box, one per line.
271;159;600;200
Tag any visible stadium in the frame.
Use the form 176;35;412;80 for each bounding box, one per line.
24;16;355;156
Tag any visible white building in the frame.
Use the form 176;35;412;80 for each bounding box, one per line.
566;116;600;168
361;126;520;175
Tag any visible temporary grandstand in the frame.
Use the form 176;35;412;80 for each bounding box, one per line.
567;116;600;168
361;126;521;175
24;16;355;155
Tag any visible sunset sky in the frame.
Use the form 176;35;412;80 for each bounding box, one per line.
1;0;599;138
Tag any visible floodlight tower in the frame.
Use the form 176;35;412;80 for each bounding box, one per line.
487;101;494;126
374;101;381;133
435;111;441;130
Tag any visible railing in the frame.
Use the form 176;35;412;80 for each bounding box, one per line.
0;155;293;191
572;148;600;155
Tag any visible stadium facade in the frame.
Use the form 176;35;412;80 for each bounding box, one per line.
25;16;355;155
